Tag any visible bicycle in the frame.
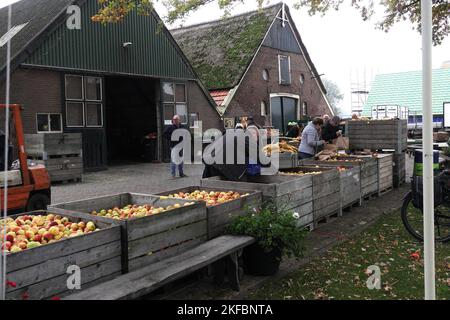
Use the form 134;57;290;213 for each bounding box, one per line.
401;171;450;243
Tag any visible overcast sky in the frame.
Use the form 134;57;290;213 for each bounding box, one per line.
2;0;450;115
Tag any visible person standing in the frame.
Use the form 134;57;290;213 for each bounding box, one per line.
164;115;187;178
321;116;342;143
298;117;325;159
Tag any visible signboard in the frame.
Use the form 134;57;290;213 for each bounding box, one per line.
444;102;450;127
386;106;398;118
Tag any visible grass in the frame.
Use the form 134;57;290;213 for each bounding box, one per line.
247;212;450;300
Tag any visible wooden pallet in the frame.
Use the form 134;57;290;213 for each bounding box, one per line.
342;198;363;213
313;209;340;228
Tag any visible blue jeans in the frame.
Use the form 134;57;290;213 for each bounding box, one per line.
171;161;184;177
170;148;184;177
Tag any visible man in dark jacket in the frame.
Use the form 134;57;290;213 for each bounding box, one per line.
164;115;187;178
321;116;342;143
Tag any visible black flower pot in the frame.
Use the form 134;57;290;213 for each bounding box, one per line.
243;242;282;276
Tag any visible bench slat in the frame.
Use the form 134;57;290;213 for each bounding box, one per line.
64;235;255;300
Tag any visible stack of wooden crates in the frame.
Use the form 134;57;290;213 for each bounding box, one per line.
346;119;407;188
25;133;83;183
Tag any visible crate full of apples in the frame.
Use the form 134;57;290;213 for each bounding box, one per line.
48;193;207;272
157;187;262;239
1;211;121;300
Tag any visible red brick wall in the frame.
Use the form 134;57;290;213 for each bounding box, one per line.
223;46;331;127
0;68;62;134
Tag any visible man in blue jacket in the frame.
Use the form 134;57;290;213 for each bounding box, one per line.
164;115;187;178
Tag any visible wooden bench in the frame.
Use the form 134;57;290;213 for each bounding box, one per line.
63;235;255;300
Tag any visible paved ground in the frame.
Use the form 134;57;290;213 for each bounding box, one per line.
51;163;205;204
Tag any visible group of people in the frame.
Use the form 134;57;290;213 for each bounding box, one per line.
298;115;342;160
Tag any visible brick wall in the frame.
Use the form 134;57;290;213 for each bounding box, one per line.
224;46;331;127
0;68;62;134
188;81;222;130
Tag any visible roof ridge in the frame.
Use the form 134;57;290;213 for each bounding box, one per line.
170;2;282;32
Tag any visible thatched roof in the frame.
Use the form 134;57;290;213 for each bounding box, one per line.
171;3;282;90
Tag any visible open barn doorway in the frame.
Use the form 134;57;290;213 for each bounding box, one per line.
105;76;159;165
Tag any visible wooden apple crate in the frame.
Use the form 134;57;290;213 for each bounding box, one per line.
201;175;314;230
376;154;393;194
5;210;122;300
297;160;361;209
278;152;297;169
346;119;408;153
345;156;378;198
156;186;262;239
25;133;83;183
280;166;340;225
48;193;207;273
393;153;406;188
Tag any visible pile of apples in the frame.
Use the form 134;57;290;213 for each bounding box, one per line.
92;202;195;220
280;171;322;176
165;190;248;207
0;214;98;253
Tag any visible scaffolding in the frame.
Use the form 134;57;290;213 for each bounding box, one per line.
350;68;371;116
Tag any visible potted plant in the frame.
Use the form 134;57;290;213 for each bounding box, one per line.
227;202;307;276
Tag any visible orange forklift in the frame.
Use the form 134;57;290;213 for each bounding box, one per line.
0;104;51;212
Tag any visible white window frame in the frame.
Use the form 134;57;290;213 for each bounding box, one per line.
163;82;189;125
85;102;104;128
261;101;267;116
84;76;103;102
36;113;63;133
278;55;291;85
65;102;85;128
65;74;84;101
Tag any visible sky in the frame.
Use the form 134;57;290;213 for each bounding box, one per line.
1;0;450;115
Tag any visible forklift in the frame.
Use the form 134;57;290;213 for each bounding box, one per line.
0;104;51;212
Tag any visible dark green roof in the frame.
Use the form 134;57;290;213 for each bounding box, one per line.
363;68;450;115
171;3;282;90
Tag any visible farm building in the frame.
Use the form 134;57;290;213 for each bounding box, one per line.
0;0;220;171
362;67;450;128
171;2;333;134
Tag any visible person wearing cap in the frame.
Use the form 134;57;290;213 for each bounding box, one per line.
322;115;342;143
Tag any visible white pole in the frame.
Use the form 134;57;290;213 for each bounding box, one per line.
421;0;435;300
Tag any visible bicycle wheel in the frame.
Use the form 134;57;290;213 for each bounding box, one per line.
401;191;450;243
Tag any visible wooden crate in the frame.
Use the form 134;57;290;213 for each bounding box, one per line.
156;186;262;239
393;153;406;188
376;154;393;194
346;119;407;152
278;152;297;169
350;156;379;197
297;161;361;209
25;133;83;183
281;167;340;223
48;193;207;273
201;175;313;229
4;210;122;300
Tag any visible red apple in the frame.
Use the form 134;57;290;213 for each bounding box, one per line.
18;241;27;250
1;241;12;251
49;221;58;227
43;232;53;241
6;234;14;243
33;234;42;242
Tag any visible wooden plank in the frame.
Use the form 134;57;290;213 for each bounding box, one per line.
128;221;207;259
128;237;206;271
6;257;121;300
63;235;255;300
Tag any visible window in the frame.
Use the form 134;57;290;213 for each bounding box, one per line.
163;82;188;125
300;74;305;85
261;101;267;116
36;114;62;133
189;113;199;128
278;55;291;85
65;75;103;128
302;101;308;116
262;69;269;81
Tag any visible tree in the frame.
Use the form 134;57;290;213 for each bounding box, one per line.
322;78;344;116
93;0;450;45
